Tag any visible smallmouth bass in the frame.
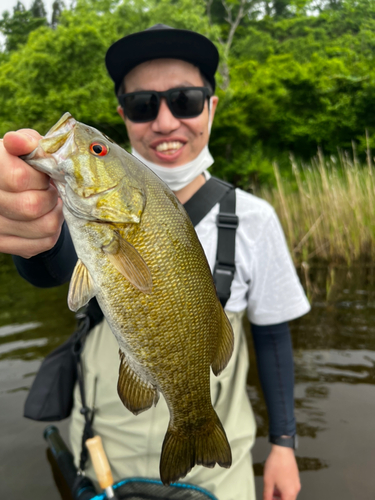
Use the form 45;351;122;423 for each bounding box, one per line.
22;113;234;485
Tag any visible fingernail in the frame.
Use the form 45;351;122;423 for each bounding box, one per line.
20;132;38;142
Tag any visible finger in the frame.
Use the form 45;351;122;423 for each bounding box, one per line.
0;231;62;259
275;484;301;500
3;129;41;156
0;185;59;221
263;481;274;500
272;488;282;499
0;149;50;193
0;198;63;239
0;159;50;192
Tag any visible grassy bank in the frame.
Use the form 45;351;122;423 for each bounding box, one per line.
256;147;375;267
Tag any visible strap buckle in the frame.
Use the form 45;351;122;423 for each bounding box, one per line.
216;212;239;229
214;264;236;303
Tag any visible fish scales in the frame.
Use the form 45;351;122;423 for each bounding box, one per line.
21;112;234;485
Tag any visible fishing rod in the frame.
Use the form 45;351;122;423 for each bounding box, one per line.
44;425;98;500
86;436;118;499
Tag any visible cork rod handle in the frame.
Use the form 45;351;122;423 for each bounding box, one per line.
85;436;114;489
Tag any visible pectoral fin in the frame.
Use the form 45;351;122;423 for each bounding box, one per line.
68;259;96;311
102;234;153;294
118;351;159;415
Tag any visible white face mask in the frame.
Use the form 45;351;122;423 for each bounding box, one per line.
131;145;214;192
131;97;214;192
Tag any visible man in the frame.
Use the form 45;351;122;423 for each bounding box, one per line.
0;25;309;500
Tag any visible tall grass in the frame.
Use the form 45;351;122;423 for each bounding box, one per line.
256;147;375;267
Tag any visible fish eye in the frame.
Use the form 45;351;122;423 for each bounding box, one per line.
89;142;108;156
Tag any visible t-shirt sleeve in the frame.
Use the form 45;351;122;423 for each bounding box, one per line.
247;208;310;325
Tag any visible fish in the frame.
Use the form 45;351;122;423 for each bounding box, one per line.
21;112;234;485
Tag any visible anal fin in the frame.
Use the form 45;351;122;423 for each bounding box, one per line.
117;350;159;415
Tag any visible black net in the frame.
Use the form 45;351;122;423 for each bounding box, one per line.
112;479;217;500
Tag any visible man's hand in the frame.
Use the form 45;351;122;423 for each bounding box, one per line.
263;445;301;500
0;130;64;258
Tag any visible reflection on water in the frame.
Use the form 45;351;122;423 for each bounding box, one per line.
247;263;375;499
1;254;375;499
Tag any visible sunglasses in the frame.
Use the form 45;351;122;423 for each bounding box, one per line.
118;87;212;123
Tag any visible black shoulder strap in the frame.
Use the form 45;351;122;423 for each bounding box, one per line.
183;177;238;308
214;187;238;308
183;177;233;227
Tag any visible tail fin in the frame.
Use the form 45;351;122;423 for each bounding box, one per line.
160;412;232;485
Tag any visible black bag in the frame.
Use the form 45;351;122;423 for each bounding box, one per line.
24;299;103;422
24;334;78;421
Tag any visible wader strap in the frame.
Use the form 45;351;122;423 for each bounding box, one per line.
182;176;238;308
214;187;238;308
184;177;234;227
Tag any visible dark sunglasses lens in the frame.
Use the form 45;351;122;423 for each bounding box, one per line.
123;93;158;122
169;89;205;118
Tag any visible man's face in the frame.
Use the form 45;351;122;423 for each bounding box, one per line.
117;58;218;167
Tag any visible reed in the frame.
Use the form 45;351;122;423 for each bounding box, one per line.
256;147;375;267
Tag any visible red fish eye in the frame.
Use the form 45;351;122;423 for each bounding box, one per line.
90;142;108;156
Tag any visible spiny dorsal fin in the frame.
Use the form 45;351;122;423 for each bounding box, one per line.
117;350;159;415
102;233;153;294
68;259;96;312
211;307;234;376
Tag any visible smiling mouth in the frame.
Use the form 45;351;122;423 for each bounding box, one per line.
155;141;185;155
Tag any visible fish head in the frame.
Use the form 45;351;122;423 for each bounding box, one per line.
21;112;145;224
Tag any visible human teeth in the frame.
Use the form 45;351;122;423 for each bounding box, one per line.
156;141;184;152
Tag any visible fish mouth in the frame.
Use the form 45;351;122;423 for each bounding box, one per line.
21;112;77;181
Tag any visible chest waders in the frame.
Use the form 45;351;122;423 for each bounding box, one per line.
25;177;238;499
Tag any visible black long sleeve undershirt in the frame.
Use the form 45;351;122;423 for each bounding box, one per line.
12;222;77;288
251;322;296;438
12;226;296;439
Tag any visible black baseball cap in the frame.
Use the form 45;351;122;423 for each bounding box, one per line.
105;24;219;94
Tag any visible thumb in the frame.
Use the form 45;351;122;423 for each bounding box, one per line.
3;129;42;156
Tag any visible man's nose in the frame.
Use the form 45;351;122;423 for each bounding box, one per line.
151;98;180;134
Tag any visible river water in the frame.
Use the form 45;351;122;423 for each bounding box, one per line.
1;254;375;499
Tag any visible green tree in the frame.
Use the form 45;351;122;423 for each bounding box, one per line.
0;0;48;52
30;0;47;18
51;0;65;28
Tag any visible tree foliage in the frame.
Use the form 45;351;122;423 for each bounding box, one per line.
0;1;48;52
1;0;375;187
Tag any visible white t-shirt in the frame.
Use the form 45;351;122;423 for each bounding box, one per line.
195;186;310;324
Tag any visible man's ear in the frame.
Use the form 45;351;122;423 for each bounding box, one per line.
117;105;125;122
210;95;219;123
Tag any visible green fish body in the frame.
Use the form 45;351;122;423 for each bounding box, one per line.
22;113;234;484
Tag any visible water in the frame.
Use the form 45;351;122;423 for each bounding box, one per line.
249;264;375;499
1;255;375;499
